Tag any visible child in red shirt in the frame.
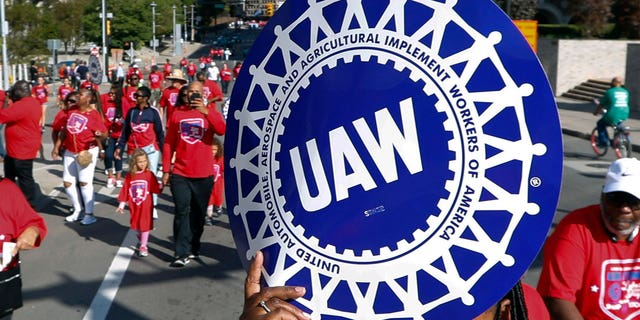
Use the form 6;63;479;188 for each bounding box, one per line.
31;76;49;130
116;149;161;257
205;138;224;226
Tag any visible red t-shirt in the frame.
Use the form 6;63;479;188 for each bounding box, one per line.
208;156;224;207
80;81;99;92
187;63;197;76
163;108;226;178
53;109;107;153
522;283;550;320
163;63;172;77
220;67;232;82
0;96;42;159
117;170;160;232
159;86;181;122
58;85;74;102
122;86;138;112
31;84;49;105
148;71;164;90
538;205;640;319
203;80;223;103
180;58;188;67
0;179;47;272
101;93;129;139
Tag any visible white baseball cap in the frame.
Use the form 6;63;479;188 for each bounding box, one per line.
603;158;640;200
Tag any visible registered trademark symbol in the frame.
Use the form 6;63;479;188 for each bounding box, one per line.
530;177;542;187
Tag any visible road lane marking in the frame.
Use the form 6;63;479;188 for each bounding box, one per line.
82;229;136;320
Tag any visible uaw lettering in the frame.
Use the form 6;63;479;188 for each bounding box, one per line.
227;1;561;318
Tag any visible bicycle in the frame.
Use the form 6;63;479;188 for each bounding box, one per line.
591;122;633;158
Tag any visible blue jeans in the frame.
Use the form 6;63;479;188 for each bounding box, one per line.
597;118;611;146
146;148;160;206
104;137;123;174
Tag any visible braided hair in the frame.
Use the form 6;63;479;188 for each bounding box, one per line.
493;281;529;320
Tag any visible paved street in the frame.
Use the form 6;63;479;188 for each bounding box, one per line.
4;61;640;319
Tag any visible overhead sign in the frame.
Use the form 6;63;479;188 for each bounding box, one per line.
226;1;562;318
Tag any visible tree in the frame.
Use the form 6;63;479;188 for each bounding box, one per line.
6;1;52;62
612;0;640;38
569;0;613;37
52;0;90;54
493;0;537;20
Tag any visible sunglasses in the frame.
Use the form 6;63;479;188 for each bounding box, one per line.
134;93;148;98
130;78;139;81
67;99;77;104
605;192;640;210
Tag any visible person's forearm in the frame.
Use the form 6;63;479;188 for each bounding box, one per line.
545;297;585;320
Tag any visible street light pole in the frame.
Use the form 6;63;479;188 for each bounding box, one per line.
101;0;108;81
183;5;187;42
0;0;8;89
172;5;176;56
151;1;157;56
190;4;195;44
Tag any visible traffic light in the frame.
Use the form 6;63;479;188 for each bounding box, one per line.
265;3;274;16
106;20;111;36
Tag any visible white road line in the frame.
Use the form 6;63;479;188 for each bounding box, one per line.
82;229;136;320
48;183;134;320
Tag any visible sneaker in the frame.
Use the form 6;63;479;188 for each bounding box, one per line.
65;212;80;222
80;214;97;225
170;256;190;268
138;246;148;257
115;179;123;188
188;252;199;259
205;217;213;226
106;177;115;189
213;207;222;218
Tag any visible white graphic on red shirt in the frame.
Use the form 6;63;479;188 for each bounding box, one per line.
169;92;178;106
179;118;205;144
106;107;116;120
67;113;88;134
35;88;47;99
129;180;149;205
213;164;220;182
203;87;211;101
601;259;640;320
131;122;150;133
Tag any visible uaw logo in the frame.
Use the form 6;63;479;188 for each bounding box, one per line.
203;86;211;101
601;259;640;320
129;180;149;206
131;122;150;133
225;1;562;318
169;92;178;106
67;113;88;135
179;118;204;144
105;107;116;120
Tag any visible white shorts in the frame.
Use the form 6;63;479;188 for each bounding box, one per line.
63;146;99;184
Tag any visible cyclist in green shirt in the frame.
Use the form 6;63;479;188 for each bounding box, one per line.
593;77;630;146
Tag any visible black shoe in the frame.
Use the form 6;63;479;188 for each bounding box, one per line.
170;256;190;268
205;217;213;226
212;207;222;218
188;252;199;259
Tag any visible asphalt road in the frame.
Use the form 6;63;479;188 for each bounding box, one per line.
7;105;625;320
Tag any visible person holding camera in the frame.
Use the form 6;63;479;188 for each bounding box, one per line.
0;80;42;208
162;81;226;267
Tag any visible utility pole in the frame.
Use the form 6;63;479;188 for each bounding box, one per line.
151;1;157;56
183;5;187;42
190;4;195;44
101;0;108;82
172;5;176;56
0;0;8;89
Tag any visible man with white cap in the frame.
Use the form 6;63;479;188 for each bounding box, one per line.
538;158;640;319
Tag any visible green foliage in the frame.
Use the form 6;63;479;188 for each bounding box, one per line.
538;24;583;38
493;0;537;20
611;0;640;38
569;0;614;37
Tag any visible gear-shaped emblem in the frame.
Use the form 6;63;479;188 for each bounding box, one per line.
226;1;562;318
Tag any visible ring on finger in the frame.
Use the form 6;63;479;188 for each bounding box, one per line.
259;300;271;313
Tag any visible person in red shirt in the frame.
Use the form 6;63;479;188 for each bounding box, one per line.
122;75;140;112
57;77;75;109
196;71;223;109
186;61;197;83
0;81;42;207
180;57;188;73
101;85;129;188
116;148;161;258
148;65;164;108
51;88;108;225
79;73;100;92
0;177;47;319
162;81;225;267
538;158;640;319
233;62;242;81
160;69;188;124
163;59;172;78
219;63;232;95
30;76;49;130
127;64;142;80
205;137;224;226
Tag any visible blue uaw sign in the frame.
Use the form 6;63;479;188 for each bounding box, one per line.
226;0;562;318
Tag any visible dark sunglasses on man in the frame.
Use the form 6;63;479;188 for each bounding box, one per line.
605;191;640;210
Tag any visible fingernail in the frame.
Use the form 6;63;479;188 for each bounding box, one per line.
295;286;306;294
302;312;311;319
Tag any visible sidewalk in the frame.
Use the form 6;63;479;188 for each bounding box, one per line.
556;96;640;153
